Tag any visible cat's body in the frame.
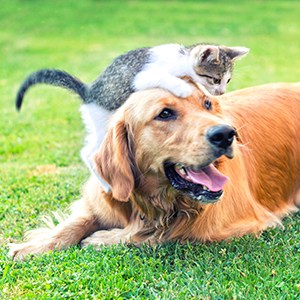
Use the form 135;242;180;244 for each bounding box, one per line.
15;43;249;191
16;44;249;110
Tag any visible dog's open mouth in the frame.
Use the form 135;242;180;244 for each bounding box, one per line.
164;162;229;204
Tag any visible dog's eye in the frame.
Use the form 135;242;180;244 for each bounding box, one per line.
204;99;212;111
155;108;177;121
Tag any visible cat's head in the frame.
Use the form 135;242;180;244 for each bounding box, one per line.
190;45;249;95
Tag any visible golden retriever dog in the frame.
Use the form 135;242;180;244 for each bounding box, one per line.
9;82;300;260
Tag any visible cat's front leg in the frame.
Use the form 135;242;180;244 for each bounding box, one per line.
133;70;194;98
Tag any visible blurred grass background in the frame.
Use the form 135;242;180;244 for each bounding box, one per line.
0;0;300;299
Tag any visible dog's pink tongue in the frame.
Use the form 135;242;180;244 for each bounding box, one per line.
186;164;229;192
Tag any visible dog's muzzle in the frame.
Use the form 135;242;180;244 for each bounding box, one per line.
164;162;228;204
164;124;235;204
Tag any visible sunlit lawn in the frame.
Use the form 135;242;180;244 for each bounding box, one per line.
0;1;300;299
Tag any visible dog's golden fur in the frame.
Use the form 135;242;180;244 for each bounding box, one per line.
9;83;300;259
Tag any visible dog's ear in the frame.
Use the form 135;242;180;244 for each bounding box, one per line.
94;120;136;202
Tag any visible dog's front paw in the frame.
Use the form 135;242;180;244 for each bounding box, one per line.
81;236;105;250
8;242;32;260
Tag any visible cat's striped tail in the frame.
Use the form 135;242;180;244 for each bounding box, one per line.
15;69;88;110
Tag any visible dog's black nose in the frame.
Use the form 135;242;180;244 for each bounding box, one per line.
207;125;236;150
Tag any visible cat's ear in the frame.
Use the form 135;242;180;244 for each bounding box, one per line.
197;46;220;65
223;46;250;62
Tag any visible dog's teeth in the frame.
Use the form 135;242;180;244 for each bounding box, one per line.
175;164;187;175
179;167;186;175
203;186;209;191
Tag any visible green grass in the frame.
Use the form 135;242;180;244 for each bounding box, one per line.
1;0;300;299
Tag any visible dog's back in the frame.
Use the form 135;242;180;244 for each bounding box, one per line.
220;83;300;211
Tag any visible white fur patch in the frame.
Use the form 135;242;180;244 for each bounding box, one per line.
133;44;195;97
217;70;231;95
80;103;112;192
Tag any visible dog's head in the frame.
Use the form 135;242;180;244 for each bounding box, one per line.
94;87;236;205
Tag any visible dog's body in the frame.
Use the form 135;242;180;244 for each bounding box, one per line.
9;83;300;259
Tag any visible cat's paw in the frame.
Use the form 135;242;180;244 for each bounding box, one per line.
170;84;194;98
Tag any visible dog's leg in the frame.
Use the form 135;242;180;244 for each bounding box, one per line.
80;218;143;249
81;228;130;249
8;178;131;260
8;199;98;260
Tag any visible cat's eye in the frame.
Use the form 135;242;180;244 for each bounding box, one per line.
227;78;231;83
155;108;177;121
213;78;221;85
204;99;212;111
